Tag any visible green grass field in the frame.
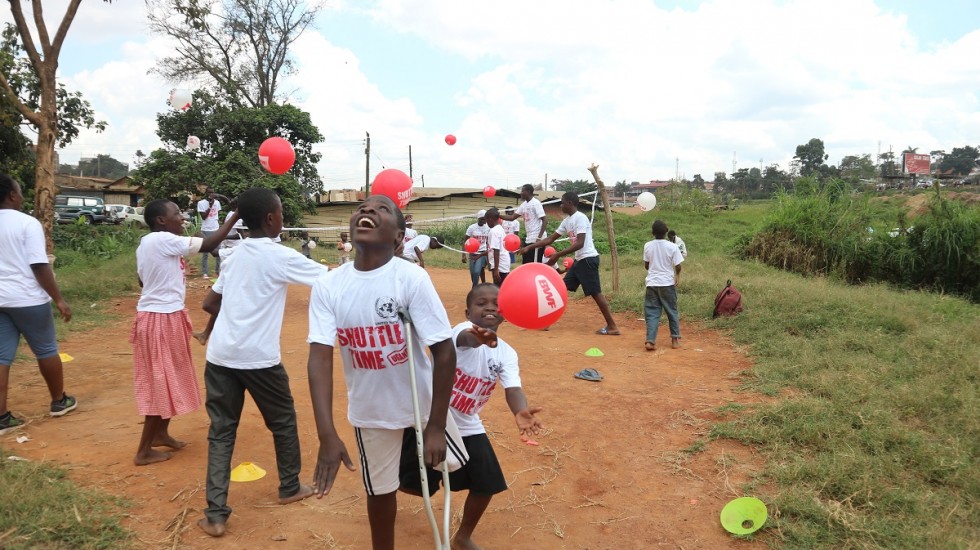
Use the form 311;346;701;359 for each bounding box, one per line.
3;199;977;549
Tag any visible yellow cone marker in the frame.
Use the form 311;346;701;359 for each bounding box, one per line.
720;497;767;535
230;461;267;482
59;353;73;363
585;347;604;357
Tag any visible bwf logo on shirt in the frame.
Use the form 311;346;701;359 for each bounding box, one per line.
337;324;407;370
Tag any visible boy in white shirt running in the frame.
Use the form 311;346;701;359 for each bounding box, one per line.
306;195;457;550
521;192;620;335
197;188;328;537
400;283;543;550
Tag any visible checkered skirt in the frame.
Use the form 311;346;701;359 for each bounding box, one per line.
130;310;202;418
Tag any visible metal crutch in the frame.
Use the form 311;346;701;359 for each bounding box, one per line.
397;307;452;550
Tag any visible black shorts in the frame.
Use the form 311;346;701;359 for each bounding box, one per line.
564;255;602;296
399;430;507;496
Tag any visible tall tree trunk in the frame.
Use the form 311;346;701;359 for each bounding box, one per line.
34;118;58;255
587;164;619;291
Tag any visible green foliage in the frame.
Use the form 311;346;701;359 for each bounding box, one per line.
794;138;830;177
656;182;714;214
937;145;980;177
740;181;980;302
550;178;596;196
51;224;144;265
132;90;323;225
0;24;106;149
0;452;133;549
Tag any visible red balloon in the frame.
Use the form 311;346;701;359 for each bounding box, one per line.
445;134;457;146
483;186;495;198
498;264;568;330
563;257;574;269
503;233;521;252
371;169;413;208
258;137;296;175
544;246;557;258
464;237;480;253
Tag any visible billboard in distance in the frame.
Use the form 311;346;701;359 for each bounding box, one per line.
903;153;931;175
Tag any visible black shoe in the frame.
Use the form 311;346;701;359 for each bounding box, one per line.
50;394;78;417
0;411;26;435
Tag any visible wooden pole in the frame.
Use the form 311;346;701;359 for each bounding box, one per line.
587;164;619;291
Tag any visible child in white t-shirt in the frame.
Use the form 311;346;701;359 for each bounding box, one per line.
132;199;239;467
401;283;542;549
306;195;457;549
643;220;684;351
196;188;328;538
521;192;620;335
483;208;511;285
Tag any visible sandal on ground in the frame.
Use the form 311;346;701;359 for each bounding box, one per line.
574;368;603;382
595;327;621;336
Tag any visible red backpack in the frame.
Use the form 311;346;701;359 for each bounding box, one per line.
713;280;744;318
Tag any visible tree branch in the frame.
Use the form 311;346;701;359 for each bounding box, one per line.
30;0;52;51
0;70;41;125
7;0;45;73
49;0;84;63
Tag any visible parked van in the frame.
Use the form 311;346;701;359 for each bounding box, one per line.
54;195;108;224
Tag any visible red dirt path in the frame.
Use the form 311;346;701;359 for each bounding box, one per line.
5;267;766;549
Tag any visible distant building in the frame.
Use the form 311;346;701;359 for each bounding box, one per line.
627;180;672;197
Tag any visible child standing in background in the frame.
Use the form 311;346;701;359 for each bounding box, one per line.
337;231;351;264
643;220;684;351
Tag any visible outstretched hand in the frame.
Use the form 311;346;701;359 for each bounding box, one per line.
515;406;544;436
466;325;498;348
312;435;355;498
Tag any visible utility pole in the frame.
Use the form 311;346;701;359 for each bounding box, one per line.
544;173;548;191
421;174;425;188
408;145;413;181
732;151;737;175
364;132;371;197
675;157;679;181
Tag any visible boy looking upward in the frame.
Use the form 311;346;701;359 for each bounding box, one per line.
306;195;457;550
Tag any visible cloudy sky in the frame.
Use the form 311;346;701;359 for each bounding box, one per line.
5;0;979;190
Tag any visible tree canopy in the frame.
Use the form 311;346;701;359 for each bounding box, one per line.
132;90;323;225
147;0;320;108
937;146;980;177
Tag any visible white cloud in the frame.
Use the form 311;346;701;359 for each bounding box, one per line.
3;0;974;192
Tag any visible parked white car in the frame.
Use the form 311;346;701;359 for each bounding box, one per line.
106;204;146;226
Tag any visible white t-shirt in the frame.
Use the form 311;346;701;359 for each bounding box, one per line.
674;236;688;257
308;259;453;429
502;218;520;236
403;227;418;244
449;322;521;437
0;210;51;308
556;211;598;260
136;232;203;313
486;225;511;274
516;198;546;243
402;234;431;262
197;198;221;232
206;238;328;369
465;223;490;253
643;239;684;287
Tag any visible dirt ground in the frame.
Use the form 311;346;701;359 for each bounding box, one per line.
6;267;767;550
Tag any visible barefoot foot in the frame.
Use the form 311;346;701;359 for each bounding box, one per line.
197;518;226;537
451;534;484;550
644;341;656;351
151;435;187;450
278;484;314;505
671;337;681;349
134;449;173;466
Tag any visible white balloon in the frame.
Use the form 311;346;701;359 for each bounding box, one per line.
343;242;352;252
169;89;193;110
636;191;657;211
186;135;201;150
308;240;317;249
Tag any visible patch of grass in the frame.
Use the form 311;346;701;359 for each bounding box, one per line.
0;453;133;549
608;198;979;549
